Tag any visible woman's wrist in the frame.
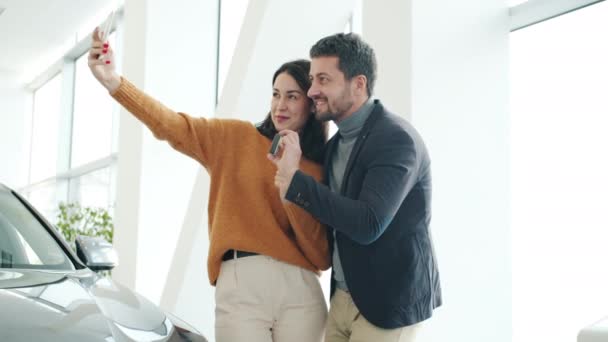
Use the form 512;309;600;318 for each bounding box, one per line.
105;73;122;93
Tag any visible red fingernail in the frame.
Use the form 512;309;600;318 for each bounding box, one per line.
103;43;109;48
102;49;108;53
105;60;111;64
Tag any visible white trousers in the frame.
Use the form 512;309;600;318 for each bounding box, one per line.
215;255;327;342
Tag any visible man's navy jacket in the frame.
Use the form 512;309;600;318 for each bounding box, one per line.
286;100;442;329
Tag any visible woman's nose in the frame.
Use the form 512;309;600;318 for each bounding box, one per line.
277;97;288;110
279;97;287;108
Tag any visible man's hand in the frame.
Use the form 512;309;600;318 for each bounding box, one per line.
267;130;301;202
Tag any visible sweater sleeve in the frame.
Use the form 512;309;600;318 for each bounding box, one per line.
282;164;330;271
111;77;224;168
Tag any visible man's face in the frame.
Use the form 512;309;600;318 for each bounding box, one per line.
308;56;355;123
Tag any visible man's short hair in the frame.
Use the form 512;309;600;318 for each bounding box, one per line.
310;33;377;96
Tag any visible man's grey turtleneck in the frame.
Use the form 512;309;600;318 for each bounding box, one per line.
329;98;374;292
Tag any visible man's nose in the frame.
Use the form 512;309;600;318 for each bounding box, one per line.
308;84;320;98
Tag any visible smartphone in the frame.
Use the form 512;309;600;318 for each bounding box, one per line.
269;134;281;156
99;10;116;42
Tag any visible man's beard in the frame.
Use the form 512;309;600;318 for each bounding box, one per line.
314;107;335;122
313;89;354;122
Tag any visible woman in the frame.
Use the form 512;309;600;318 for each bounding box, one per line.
88;27;329;342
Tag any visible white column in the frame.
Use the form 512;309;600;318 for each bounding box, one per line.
111;0;147;290
112;0;219;300
112;0;219;339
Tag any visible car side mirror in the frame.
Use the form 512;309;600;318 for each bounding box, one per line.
75;235;119;272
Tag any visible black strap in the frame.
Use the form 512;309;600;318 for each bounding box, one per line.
222;250;258;261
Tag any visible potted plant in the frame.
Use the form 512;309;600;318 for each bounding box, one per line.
54;202;114;251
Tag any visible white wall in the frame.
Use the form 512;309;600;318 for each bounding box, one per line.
0;77;31;188
362;0;412;120
410;1;511;341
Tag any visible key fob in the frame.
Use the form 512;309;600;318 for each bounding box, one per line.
269;134;281;156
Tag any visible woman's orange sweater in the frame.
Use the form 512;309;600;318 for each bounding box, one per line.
111;78;330;285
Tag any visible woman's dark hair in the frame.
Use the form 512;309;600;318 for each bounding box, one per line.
257;59;328;163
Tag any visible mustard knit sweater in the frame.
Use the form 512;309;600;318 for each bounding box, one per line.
111;78;330;285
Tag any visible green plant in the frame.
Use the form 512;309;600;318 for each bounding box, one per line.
55;202;114;250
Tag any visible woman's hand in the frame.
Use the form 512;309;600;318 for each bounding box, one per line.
88;27;121;93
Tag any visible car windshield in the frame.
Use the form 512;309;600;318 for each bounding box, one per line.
0;190;73;271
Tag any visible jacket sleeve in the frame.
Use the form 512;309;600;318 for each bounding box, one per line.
285;131;420;245
111;77;224;168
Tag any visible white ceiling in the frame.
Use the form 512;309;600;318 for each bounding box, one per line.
0;0;117;85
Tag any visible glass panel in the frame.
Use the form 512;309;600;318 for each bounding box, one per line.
217;0;250;100
0;190;72;270
68;166;114;210
24;180;68;221
511;2;608;342
70;33;117;168
509;0;529;7
29;74;63;183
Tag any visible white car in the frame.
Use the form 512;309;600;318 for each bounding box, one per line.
0;183;207;342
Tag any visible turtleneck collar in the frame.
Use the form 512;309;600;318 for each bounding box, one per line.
336;98;374;140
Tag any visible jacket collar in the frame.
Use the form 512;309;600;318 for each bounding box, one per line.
323;99;384;190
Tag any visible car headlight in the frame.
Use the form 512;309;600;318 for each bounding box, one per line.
112;316;174;341
165;312;207;342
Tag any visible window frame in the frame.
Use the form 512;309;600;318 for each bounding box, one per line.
510;0;605;31
19;10;123;214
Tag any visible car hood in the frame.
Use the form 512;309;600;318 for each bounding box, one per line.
0;268;170;341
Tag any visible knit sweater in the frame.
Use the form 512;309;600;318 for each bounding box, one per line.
111;78;330;285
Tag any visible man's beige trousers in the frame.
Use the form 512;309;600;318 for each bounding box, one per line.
325;289;423;342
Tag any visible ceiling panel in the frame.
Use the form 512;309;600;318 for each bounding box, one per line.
0;0;117;84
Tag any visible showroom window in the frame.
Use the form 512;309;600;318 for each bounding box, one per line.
22;28;120;218
71;33;117;169
511;1;608;341
29;73;63;184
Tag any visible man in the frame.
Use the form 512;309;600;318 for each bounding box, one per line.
269;33;441;342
